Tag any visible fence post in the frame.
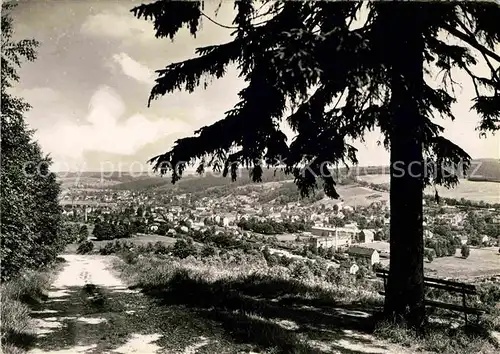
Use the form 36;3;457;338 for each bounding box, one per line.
462;288;468;326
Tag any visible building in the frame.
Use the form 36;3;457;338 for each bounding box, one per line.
347;246;380;266
358;230;375;243
310;226;358;250
309;236;351;249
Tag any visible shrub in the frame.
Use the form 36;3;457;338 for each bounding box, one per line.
201;244;217;257
76;241;94;255
99;242;116;255
120;250;139;264
289;261;313;281
461;244;470;259
171;239;197;259
153;241;170;255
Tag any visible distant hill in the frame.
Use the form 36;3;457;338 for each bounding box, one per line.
467;159;500;182
57;159;498;192
56;171;150;183
109;168;292;192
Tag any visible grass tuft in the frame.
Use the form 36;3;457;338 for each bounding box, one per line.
1;268;57;353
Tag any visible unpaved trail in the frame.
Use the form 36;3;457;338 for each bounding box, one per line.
28;254;163;354
28;254;426;354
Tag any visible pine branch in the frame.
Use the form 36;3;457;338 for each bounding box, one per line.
442;23;500;62
200;10;237;29
455;17;500;82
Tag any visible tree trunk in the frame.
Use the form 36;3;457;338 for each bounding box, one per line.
382;5;426;328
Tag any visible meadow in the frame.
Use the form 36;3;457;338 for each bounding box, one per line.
358;175;500;204
425;247;500;279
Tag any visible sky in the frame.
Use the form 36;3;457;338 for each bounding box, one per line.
9;0;500;173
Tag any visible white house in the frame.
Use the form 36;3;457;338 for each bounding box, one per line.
358;230;375;243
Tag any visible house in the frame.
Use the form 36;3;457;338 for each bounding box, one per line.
347;246;380;266
358;230;375;243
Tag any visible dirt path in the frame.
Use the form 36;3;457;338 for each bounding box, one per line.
28;254;163;354
28;254;423;354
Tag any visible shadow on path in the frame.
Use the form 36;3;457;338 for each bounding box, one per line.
135;270;401;354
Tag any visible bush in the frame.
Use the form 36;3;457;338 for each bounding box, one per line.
171;239;197;259
461;244;470;259
201;244;217;257
76;241;94;255
289;261;313;281
120;250;138;264
99;242;116;255
153;241;170;255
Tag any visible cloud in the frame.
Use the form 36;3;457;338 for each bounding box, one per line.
111;53;155;85
18;87;62;103
34;86;191;166
80;9;154;42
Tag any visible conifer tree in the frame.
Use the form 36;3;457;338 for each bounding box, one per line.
132;0;500;327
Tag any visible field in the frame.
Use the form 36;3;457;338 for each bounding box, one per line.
425;247;500;279
376;247;500;280
317;184;389;207
92;234;179;247
58;177;122;189
358;175;500;204
65;234;180;253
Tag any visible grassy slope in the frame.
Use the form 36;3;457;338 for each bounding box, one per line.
468;159;500;182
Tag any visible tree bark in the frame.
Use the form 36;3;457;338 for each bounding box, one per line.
382;4;426;328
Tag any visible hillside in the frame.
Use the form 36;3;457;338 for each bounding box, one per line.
467;159;500;182
108;168;293;192
105;165;393;192
57;159;499;193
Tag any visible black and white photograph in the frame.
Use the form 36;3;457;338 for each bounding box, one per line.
1;0;500;353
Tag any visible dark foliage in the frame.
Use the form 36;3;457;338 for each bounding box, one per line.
76;241;94;255
1;3;68;280
132;0;500;326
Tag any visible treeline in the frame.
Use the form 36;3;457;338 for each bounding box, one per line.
237;217;312;234
92;220;135;240
1;5;68;280
424;237;459;259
